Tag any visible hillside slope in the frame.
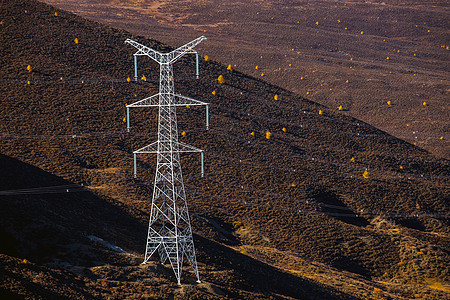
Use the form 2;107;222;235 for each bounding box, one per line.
0;0;449;299
41;0;450;160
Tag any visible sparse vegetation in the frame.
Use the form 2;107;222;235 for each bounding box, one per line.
0;0;448;299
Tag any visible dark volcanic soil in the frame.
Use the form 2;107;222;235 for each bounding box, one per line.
0;0;449;299
41;0;450;160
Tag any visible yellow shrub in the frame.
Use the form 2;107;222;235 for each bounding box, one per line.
204;55;210;61
233;221;242;229
266;131;272;139
217;75;225;84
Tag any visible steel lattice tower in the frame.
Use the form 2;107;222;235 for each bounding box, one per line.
125;36;208;284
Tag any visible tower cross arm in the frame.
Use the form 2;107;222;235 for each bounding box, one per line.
125;39;163;63
127;94;160;107
127;93;206;108
133;141;203;154
177;141;203;153
133;141;159;154
173;94;208;106
168;36;207;64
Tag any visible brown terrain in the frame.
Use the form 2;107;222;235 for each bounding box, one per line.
41;0;450;160
1;0;449;299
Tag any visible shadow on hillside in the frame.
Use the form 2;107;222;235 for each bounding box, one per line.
396;218;426;231
194;235;358;300
312;191;369;227
0;154;357;298
0;154;147;263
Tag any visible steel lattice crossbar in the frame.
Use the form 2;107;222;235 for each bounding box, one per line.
125;36;207;284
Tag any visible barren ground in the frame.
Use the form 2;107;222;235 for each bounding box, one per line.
1;0;449;299
42;0;450;159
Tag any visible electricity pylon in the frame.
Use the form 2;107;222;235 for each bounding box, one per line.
125;36;208;284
